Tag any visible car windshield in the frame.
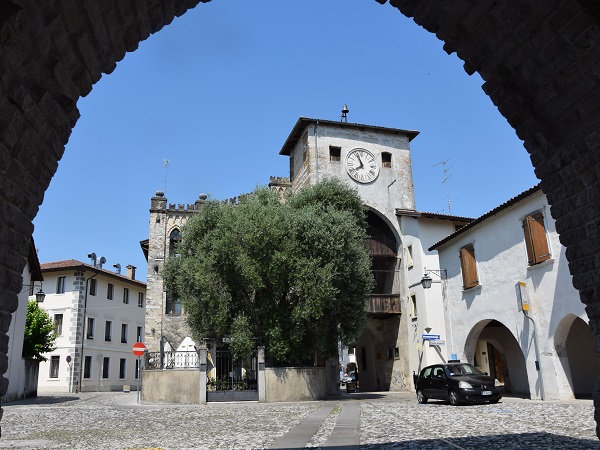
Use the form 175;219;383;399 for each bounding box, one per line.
445;364;484;376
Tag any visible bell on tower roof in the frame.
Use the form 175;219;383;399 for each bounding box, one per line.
341;104;349;122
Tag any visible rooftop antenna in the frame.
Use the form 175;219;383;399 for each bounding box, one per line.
432;159;453;214
341;104;349;122
163;159;170;195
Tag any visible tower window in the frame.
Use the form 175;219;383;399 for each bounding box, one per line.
329;146;341;162
382;152;392;168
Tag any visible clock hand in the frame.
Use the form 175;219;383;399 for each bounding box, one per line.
356;155;364;169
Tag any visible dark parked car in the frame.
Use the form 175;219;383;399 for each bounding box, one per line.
416;362;503;405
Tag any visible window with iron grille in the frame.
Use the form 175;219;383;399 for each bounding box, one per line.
50;355;60;378
460;244;479;289
523;211;551;266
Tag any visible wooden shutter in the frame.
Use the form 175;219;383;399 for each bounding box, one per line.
460;244;479;289
523;212;550;265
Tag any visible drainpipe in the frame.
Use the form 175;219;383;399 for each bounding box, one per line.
314;121;319;183
523;310;545;400
78;270;98;392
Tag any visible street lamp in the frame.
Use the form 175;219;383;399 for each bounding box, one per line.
421;268;446;289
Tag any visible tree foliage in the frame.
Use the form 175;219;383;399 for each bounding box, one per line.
22;300;57;361
163;179;373;363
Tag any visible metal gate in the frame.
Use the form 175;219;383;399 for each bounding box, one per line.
207;348;258;401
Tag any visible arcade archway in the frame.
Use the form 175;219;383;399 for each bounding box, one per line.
2;0;600;435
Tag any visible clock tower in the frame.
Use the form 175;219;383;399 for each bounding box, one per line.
279;117;420;391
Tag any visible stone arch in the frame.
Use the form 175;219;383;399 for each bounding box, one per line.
464;319;530;396
2;0;600;435
554;314;599;399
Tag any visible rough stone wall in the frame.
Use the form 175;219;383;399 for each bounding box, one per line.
1;0;600;436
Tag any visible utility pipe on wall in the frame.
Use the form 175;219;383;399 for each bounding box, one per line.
523;310;545;400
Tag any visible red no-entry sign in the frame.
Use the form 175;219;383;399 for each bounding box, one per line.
132;342;146;356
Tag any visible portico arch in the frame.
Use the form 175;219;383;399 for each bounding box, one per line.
2;0;600;435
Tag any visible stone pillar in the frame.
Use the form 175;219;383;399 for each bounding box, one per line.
199;345;207;405
258;346;266;402
326;356;341;396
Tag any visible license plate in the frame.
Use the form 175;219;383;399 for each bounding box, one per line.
482;390;492;396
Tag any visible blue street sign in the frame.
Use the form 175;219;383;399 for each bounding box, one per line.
422;334;441;340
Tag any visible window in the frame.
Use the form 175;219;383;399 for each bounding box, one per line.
382;152;392;168
135;359;140;380
56;276;66;294
523;211;551;266
102;357;110;379
410;295;417;320
84;356;92;378
105;321;112;342
121;324;128;344
460;244;479;289
169;229;181;256
138;292;144;308
137;326;143;342
86;317;95;339
50;355;60;378
123;288;129;304
89;278;97;296
329;146;341;162
166;292;181;316
119;358;126;379
54;314;63;336
406;245;414;268
107;283;114;300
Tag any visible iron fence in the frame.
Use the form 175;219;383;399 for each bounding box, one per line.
145;350;199;370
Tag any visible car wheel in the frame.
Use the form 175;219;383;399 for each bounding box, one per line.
490;398;500;404
417;390;428;404
448;389;460;406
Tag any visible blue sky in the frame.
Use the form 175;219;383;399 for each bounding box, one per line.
33;0;538;282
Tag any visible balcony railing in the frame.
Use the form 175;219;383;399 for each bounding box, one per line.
145;350;200;370
366;294;401;316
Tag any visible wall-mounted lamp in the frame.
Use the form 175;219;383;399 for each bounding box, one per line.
421;268;447;289
22;283;45;303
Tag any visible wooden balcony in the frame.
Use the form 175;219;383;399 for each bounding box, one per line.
366;294;401;317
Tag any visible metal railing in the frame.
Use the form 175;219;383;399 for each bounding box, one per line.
145;350;200;370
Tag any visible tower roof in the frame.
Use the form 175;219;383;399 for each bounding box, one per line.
279;117;420;155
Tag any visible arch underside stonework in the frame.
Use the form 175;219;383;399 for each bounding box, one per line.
2;0;600;436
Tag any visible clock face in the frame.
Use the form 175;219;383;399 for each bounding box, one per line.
345;148;379;183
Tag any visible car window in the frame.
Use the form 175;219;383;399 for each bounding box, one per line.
422;367;432;378
432;367;445;378
446;364;484;376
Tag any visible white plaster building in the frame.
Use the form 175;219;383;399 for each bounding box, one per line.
37;258;146;393
430;185;598;400
397;211;473;381
3;239;44;402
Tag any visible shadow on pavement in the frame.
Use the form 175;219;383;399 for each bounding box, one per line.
3;395;80;406
357;432;600;449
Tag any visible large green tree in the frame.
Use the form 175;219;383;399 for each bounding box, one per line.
163;179;373;363
22;300;57;361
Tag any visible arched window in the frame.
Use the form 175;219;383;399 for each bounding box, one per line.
169;229;181;257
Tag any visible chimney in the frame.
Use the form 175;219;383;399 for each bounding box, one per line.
126;264;136;280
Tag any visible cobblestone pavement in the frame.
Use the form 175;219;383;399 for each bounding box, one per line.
0;391;598;449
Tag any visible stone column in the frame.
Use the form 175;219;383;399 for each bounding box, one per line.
258;346;266;402
199;345;207;405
